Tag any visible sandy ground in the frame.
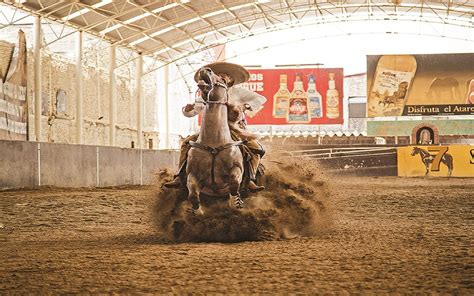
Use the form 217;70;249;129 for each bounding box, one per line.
0;176;473;294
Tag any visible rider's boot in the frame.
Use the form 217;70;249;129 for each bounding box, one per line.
163;175;181;188
249;180;264;192
163;161;186;189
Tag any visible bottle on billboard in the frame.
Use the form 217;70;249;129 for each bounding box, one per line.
326;73;340;119
307;74;323;118
467;79;474;104
368;55;417;117
273;74;290;118
287;73;310;123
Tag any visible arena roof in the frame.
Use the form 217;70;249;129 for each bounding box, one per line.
3;0;473;64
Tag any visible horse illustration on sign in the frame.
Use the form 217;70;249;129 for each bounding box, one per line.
411;146;453;177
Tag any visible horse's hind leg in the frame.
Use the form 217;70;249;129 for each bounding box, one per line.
446;163;453;177
228;167;244;209
443;155;453;177
186;175;204;215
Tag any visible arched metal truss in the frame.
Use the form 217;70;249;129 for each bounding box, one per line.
1;0;473;67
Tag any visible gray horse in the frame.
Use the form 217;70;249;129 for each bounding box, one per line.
185;67;245;215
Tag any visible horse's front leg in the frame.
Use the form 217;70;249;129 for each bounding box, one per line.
228;166;244;209
186;174;204;215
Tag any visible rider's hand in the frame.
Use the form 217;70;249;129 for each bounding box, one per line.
184;104;195;112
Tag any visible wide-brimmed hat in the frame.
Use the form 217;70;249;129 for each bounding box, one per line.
194;62;250;87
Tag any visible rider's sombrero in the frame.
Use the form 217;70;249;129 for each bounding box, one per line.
194;62;250;87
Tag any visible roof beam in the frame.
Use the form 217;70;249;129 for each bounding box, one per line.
86;4;155;33
123;2;264;51
253;3;278;26
177;2;226;39
126;0;204;48
145;23;242;57
216;0;251;31
58;1;180;54
61;0;112;21
283;0;299;21
96;1;178;34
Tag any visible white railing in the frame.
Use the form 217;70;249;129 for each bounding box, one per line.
279;146;397;160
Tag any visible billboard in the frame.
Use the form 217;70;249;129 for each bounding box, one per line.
0;30;28;140
241;68;344;125
367;53;474;117
398;145;474;177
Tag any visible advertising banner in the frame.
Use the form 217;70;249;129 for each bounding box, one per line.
367;53;474;117
240;68;344;125
398;145;474;177
0;30;28;140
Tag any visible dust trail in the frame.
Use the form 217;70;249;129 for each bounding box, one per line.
152;155;334;243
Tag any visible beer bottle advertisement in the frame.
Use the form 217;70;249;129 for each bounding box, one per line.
240;68;344;125
287;73;310;123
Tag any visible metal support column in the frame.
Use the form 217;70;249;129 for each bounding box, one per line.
164;64;170;149
75;31;83;144
108;45;116;146
33;16;42;142
136;54;143;149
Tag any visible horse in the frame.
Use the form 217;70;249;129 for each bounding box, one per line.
378;95;397;108
185;67;245;215
411;147;453;177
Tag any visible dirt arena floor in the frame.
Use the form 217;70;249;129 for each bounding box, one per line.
0;176;472;294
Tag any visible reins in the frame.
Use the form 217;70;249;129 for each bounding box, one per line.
196;80;229;107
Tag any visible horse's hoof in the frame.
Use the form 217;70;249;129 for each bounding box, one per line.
186;207;204;215
234;197;244;209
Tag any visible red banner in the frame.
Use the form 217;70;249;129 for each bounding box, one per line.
241;68;344;125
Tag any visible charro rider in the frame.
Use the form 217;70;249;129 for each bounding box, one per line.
164;62;266;192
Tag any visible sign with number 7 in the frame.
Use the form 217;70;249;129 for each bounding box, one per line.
427;146;449;171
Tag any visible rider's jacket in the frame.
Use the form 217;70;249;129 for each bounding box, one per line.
182;85;267;118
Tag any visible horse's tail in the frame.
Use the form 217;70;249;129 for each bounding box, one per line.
229;123;258;141
444;153;454;176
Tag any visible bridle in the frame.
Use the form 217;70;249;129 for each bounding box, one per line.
195;72;230;107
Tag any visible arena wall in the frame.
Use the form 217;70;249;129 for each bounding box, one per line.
0;140;38;189
98;146;142;187
40;143;98;187
0;140;179;190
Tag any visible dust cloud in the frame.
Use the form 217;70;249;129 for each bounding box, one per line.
152;156;334;243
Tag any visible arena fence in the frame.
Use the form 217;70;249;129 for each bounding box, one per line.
0;140;179;190
283;146;397;159
279;146;398;176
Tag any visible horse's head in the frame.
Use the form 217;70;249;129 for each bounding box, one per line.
411;147;419;156
196;67;229;103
